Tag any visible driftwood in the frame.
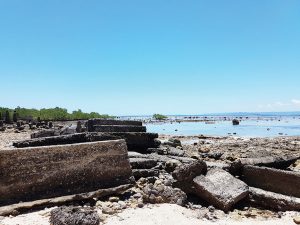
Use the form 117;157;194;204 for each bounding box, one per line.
0;184;132;216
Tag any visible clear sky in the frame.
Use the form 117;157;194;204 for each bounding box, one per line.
0;0;299;115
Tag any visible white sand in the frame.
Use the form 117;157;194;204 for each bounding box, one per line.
1;204;299;225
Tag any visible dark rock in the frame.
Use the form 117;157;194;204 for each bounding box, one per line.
130;158;158;169
12;111;18;123
162;138;182;148
4;111;10;124
193;168;249;212
76;121;82;133
172;161;207;183
50;206;100;225
165;159;182;173
232;119;240;125
132;169;159;179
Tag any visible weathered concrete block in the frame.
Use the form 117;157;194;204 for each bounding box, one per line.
87;119;142;132
206;161;230;171
193;168;249;212
13;133;119;148
93;125;146;132
0;140;132;206
13;132;159;153
132;169;159;179
130;158;158;169
248;187;300;211
31;129;58;138
239;155;299;169
172;161;207;182
107;132;159;152
242;165;300;198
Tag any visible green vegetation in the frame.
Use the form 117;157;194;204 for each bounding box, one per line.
0;107;114;121
153;113;168;120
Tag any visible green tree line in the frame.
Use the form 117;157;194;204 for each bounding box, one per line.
0;107;114;121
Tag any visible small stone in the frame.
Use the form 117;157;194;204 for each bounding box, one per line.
137;202;144;208
109;196;119;202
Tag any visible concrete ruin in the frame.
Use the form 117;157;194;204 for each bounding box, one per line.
192;168;249;212
242;165;300;198
0;139;132;206
14;132;160;153
2;119;300;218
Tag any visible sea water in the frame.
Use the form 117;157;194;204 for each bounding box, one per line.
145;116;300;137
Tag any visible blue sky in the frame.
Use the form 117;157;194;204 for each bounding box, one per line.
0;0;299;115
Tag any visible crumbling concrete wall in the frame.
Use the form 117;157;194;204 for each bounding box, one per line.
13;132;159;153
87;119;142;132
0;140;132;206
93;125;146;132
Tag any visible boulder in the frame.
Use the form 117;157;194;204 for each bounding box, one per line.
232;119;239;125
172;160;207;182
192;168;249;212
142;181;187;206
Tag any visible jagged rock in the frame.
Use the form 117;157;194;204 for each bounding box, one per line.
142;180;187;206
248;187;300;211
60;125;77;135
130;158;158;169
193;168;249;212
50;206;100;225
165;159;182;173
172;161;207;182
242;165;300;198
162;138;182;147
167;147;185;157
